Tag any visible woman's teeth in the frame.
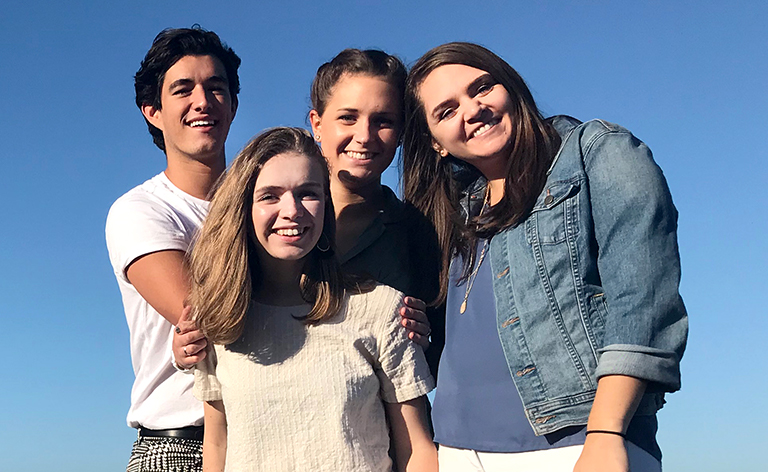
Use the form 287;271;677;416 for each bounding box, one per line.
275;228;304;236
471;118;500;138
345;151;374;160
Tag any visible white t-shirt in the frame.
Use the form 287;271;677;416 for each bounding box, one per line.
106;172;207;429
194;284;435;471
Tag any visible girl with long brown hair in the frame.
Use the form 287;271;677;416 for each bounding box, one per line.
191;127;436;471
402;42;688;472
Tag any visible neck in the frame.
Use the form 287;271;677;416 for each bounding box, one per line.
330;177;385;219
487;178;505;206
253;258;306;306
164;150;226;201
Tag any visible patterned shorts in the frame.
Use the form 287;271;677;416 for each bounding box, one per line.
126;436;203;472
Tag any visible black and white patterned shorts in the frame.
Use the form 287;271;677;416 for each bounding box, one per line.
126;436;203;472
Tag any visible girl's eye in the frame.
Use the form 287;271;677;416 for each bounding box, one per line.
257;194;278;202
475;81;496;96
374;117;396;128
339;114;356;123
299;191;321;201
439;108;456;121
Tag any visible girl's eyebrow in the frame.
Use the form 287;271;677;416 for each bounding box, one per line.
467;73;494;92
254;182;324;194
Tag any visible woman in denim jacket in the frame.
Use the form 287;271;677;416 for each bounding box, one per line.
402;42;687;472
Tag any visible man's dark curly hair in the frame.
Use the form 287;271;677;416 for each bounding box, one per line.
134;26;241;151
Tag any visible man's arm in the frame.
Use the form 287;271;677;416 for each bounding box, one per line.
126;249;189;326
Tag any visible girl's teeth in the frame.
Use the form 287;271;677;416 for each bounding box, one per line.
346;151;373;160
472;119;499;138
276;228;302;236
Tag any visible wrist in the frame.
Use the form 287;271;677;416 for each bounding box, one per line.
585;429;626;438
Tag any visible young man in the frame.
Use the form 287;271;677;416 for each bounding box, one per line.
105;27;239;471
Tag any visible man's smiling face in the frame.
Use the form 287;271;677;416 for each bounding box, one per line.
142;54;237;163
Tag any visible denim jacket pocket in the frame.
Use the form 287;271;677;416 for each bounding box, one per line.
526;180;580;245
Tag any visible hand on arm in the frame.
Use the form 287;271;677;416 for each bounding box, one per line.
385;396;438;472
203;400;227;472
573;375;647;472
399;297;431;349
172;305;208;370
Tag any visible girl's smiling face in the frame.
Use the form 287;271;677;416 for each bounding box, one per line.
418;64;516;180
251;152;326;270
310;74;402;190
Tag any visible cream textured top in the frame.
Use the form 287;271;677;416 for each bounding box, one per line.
194;284;435;471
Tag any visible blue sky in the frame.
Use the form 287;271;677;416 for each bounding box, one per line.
1;1;765;470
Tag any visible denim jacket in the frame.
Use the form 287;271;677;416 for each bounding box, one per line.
459;116;688;435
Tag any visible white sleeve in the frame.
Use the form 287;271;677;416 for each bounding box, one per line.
105;193;190;283
374;289;435;403
193;346;222;402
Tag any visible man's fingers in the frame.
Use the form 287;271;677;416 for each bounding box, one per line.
184;338;208;356
180;349;207;369
179;304;193;322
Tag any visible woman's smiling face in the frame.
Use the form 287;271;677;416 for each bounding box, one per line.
250;152;326;270
310;74;402;191
418;64;516;180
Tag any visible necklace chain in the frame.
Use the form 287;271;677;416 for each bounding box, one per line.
460;184;491;314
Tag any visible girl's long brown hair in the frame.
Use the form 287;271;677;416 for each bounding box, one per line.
189;127;346;345
402;42;561;304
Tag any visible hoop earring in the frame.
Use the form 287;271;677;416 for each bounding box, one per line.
316;233;331;252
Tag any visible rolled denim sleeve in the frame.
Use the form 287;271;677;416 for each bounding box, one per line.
583;123;688;391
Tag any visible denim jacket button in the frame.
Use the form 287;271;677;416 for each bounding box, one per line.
544;194;554;205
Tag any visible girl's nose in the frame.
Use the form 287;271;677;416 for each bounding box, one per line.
280;195;304;219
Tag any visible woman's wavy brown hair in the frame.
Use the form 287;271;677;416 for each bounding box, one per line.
402;42;561;304
188;127;346;345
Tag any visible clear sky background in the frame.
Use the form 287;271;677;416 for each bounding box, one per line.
1;1;765;470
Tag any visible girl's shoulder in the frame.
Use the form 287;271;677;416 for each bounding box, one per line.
346;283;404;311
343;284;405;329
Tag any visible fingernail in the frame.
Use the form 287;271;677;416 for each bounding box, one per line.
175;326;181;334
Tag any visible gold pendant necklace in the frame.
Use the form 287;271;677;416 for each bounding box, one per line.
460;184;491;314
460;240;489;314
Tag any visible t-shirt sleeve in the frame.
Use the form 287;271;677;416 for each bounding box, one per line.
374;288;435;403
193;346;222;402
105;193;190;283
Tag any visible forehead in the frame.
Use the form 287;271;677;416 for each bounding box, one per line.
162;54;228;87
255;152;326;187
325;74;401;111
419;64;488;103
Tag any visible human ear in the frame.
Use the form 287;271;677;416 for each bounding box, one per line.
431;139;448;157
309;110;322;142
231;96;239;119
141;104;164;132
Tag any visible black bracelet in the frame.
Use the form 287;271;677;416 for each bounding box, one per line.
585;429;626;438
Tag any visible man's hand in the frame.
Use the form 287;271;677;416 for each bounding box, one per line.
399;296;431;349
172;305;207;369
